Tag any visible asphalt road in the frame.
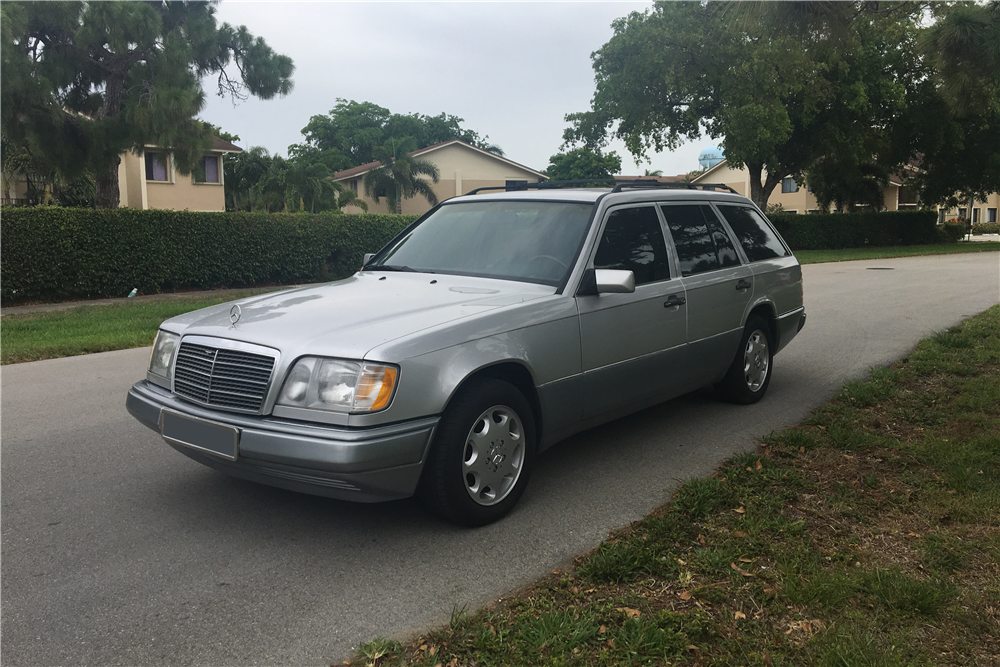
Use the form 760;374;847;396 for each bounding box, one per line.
3;253;999;666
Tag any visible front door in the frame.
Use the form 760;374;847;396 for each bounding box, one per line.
577;204;689;418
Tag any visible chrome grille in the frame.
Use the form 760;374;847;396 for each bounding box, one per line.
174;342;275;413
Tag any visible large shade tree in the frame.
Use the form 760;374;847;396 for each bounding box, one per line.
1;1;293;208
564;1;924;209
296;99;503;172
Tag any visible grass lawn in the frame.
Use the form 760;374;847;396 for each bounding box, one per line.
0;289;277;364
796;241;1000;264
349;305;1000;667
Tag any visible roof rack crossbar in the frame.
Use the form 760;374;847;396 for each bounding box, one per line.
463;179;740;197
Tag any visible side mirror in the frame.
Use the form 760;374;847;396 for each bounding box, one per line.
595;269;635;294
578;268;636;295
362;253;375;269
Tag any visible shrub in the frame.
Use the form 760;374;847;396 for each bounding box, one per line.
0;207;416;304
972;221;1000;235
938;221;967;243
769;210;939;250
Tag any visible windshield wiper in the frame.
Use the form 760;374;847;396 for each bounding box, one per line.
370;264;433;274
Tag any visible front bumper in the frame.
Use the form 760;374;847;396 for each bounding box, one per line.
127;380;438;502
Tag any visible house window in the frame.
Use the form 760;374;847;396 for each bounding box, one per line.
781;177;799;193
145;152;169;181
973;208;981;223
987;208;998;223
807;209;822;214
195;155;220;183
958;207;968;218
350;179;358;193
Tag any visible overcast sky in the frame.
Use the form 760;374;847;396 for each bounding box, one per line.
199;1;712;176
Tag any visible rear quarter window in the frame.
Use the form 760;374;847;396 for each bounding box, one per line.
716;205;789;262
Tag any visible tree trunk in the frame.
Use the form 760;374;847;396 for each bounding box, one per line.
746;162;783;210
94;155;122;209
94;71;126;209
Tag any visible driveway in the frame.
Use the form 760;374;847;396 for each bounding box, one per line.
2;252;998;666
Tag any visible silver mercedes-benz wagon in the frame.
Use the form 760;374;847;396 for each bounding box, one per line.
127;181;806;526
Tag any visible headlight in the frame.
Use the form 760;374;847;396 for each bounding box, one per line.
276;357;398;413
148;330;180;380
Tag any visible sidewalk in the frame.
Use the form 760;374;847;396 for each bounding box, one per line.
1;286;290;317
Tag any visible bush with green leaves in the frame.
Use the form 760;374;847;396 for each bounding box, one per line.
0;207;416;304
972;221;1000;235
769;210;939;250
938;221;967;243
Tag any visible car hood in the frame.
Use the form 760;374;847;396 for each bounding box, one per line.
162;272;556;361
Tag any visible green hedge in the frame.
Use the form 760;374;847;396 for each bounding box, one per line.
1;208;416;305
769;210;940;250
972;222;1000;235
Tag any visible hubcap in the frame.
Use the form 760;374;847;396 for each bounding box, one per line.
462;405;524;506
743;330;770;392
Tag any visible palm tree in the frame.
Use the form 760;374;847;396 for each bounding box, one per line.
363;137;440;214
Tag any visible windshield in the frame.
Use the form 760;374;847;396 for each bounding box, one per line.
369;200;594;285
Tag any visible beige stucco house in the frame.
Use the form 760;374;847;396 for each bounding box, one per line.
689;159;922;213
689;159;998;223
0;137;241;210
118;137;242;211
332;140;547;215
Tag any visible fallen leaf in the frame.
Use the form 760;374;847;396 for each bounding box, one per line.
585;588;595;593
733;530;748;538
677;558;687;565
606;639;615;648
678;591;692;601
488;625;496;635
429;647;437;657
800;446;806;453
599;625;607;634
738;557;754;563
731;563;754;577
755;459;763;470
763;652;774;666
746;466;753;472
420;645;427;651
734;611;746;620
697;534;706;544
617;606;641;618
733;507;746;514
687;644;699;650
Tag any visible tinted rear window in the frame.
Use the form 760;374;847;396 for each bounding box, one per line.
716;205;789;262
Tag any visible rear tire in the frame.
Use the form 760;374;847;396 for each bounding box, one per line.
716;315;773;404
418;379;535;527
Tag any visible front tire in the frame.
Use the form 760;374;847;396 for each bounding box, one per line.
716;315;773;404
419;379;535;527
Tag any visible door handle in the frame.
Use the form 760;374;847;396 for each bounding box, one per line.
736;278;752;291
664;295;686;308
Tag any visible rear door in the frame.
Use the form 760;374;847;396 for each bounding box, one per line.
576;204;689;418
660;203;754;382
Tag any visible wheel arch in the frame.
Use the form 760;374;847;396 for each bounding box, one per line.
445;362;543;451
747;302;779;348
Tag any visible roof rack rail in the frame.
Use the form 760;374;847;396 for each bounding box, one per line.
610;181;740;195
463;179;740;196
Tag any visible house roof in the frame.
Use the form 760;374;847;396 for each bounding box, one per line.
690;159;732;182
332;139;547;181
142;137;243;154
211;137;243;153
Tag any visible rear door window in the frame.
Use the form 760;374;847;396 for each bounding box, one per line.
716;205;789;262
660;204;740;276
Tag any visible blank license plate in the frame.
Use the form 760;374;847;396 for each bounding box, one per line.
161;410;239;461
